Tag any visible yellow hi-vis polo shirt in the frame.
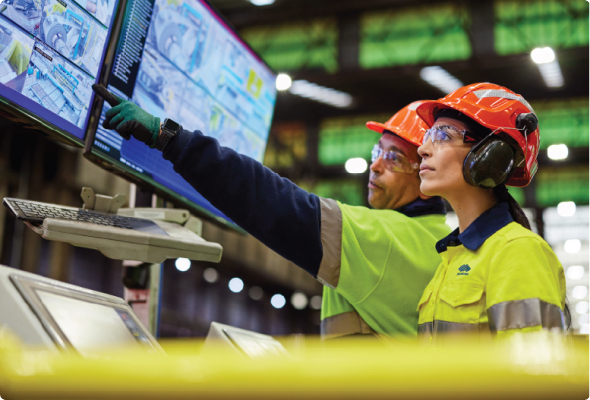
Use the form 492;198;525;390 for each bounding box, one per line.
317;197;451;339
417;202;566;344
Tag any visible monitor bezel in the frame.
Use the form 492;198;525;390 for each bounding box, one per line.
0;0;129;148
83;0;275;234
10;273;162;353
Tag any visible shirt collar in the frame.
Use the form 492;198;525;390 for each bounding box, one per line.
395;196;447;218
435;202;513;253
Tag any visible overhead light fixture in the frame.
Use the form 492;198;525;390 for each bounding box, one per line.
564;239;582;254
289;80;353;108
573;285;588;300
547;144;568;160
271;294;286;309
175;258;191;272
557;201;576;217
290;292;308;310
248;286;264;300
531;47;564;88
567;266;585;280
228;277;244;293
248;0;275;5
420;66;463;94
203;267;219;283
575;301;589;314
309;295;322;310
275;73;292;91
345;157;368;174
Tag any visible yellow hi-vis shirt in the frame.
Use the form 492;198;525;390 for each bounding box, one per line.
317;197;451;339
417;202;566;343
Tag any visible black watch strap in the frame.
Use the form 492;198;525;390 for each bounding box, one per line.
155;118;181;151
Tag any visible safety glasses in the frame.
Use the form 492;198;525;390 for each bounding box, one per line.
422;126;469;145
371;145;419;173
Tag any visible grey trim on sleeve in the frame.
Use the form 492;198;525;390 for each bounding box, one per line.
487;298;565;332
320;310;376;339
316;198;343;289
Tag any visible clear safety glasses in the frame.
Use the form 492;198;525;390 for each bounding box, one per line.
371;145;419;173
422;126;468;145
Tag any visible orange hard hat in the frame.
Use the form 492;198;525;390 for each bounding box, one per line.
366;101;429;147
416;83;540;187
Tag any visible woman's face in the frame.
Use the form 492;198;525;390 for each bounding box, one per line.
417;117;474;198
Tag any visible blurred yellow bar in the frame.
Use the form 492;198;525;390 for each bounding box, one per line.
0;329;587;399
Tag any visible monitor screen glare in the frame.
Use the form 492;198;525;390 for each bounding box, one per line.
91;0;277;224
0;0;119;140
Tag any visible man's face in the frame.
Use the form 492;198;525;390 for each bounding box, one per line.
368;133;422;210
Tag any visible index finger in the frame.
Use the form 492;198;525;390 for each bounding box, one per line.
92;84;121;107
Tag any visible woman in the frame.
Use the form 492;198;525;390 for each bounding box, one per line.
414;83;568;342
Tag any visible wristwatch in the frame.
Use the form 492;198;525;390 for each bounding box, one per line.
155;118;182;151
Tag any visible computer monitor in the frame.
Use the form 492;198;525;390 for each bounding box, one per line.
204;322;289;359
0;0;123;146
83;0;277;231
0;264;161;355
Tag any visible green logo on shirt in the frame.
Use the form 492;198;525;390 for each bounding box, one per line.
457;264;471;275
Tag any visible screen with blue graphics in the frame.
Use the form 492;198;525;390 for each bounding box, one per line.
90;0;276;226
0;0;119;142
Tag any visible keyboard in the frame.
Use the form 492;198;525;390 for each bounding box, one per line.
3;198;168;235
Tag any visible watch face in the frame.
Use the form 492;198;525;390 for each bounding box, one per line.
164;119;180;132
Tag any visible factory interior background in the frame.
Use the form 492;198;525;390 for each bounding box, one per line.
0;0;588;337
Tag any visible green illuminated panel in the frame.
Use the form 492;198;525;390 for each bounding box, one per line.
495;0;589;55
241;19;338;73
360;3;471;68
319;115;388;165
507;187;525;206
536;168;589;206
531;98;589;149
310;180;365;206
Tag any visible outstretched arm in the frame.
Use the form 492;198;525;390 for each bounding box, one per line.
93;85;323;276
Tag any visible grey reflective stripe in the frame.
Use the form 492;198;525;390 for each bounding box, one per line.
434;320;479;333
321;310;376;339
417;322;433;344
316;197;343;288
473;89;535;115
487;298;565;332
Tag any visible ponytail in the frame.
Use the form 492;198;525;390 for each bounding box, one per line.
492;184;531;230
493;184;572;331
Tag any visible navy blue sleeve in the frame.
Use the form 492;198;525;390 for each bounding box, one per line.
162;128;323;277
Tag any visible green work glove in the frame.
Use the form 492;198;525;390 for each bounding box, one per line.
92;84;161;148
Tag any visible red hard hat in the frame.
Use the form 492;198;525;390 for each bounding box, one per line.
366;101;429;147
416;83;540;187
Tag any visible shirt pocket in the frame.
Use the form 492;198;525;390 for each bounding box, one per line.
417;285;434;312
438;280;485;324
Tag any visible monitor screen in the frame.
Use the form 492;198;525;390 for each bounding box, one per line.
36;289;151;355
86;0;276;229
0;0;121;145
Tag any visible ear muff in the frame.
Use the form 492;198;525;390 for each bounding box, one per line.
463;137;515;189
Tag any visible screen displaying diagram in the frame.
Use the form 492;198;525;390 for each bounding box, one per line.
0;0;118;140
92;0;276;224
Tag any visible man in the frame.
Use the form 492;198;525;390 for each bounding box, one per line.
93;85;451;339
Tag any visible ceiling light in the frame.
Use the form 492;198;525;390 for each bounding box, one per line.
309;295;322;310
290;292;308;310
289;80;353;108
249;0;275;5
572;285;588;300
420;66;463;94
575;301;589;314
175;258;191;272
531;47;555;64
345;157;368;174
228;277;244;293
557;201;576;217
547;144;568;160
271;294;286;309
567;266;585;280
276;73;292;91
564;239;582;254
578;314;589;325
203;267;219;283
580;324;590;334
248;286;263;300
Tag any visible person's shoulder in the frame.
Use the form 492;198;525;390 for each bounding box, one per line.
493;222;553;252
